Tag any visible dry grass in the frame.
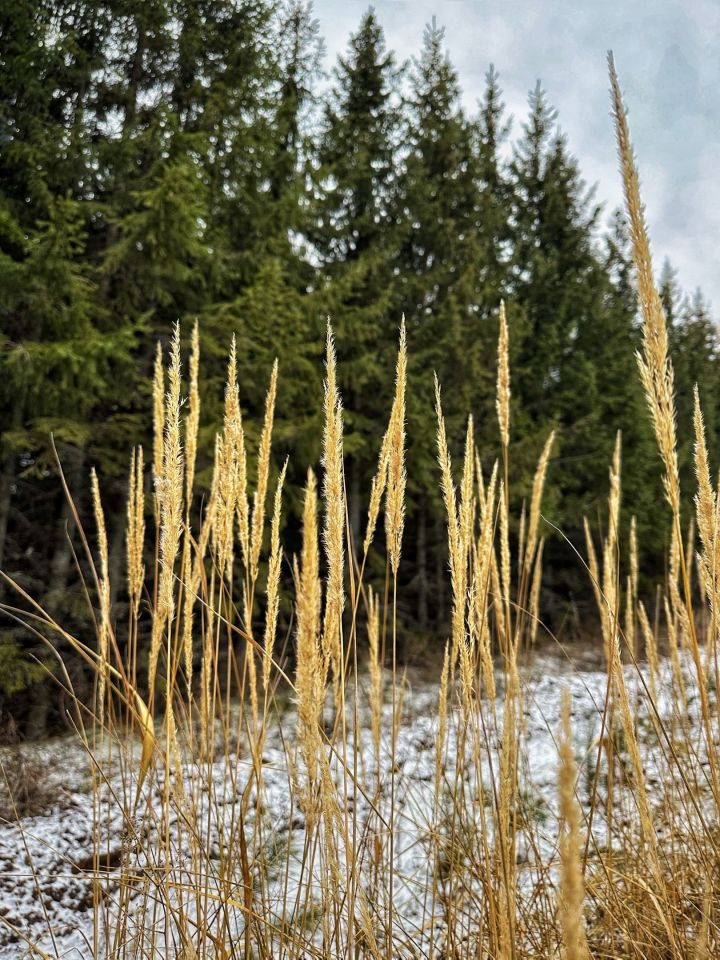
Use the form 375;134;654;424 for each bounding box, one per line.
2;59;720;960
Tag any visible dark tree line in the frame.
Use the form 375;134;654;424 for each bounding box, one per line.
1;3;717;733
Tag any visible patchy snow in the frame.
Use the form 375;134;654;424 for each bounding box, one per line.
0;651;709;958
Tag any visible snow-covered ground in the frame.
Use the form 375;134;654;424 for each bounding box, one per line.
0;651;708;959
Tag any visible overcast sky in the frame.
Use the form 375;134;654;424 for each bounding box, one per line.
313;0;720;310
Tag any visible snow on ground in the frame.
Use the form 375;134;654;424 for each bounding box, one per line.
0;651;708;958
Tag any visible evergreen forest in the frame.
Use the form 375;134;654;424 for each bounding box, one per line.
1;1;716;734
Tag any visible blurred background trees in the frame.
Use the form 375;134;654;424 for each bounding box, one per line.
1;1;716;733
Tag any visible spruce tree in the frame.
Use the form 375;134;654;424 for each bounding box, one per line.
472;66;513;446
197;1;323;529
399;18;483;429
397;19;484;628
507;88;655;608
661;260;719;512
508;86;600;521
660;258;684;329
674;288;720;499
590;211;663;569
309;9;403;543
510;86;600;424
475;66;512;307
0;2;138;574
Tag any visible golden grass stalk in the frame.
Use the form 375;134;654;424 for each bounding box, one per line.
199;592;215;757
474;462;498;702
185;320;200;508
225;339;250;575
246;615;259;729
385;322;409;956
685;515;696;598
695;884;712;960
694;386;716;605
459;583;477;711
528;537;544;647
459;417;479;697
624;574;635;661
91;468;110;722
133;688;156;798
363;324;408;558
584;517;602;615
668;521;693;664
490;542;507;666
215;432;236;581
180;536;194;691
525;431;555;578
385;318;407;576
557;688;589;960
207;430;221;555
475;451;486;511
613;54;720;801
262;458;287;692
149;323;184;702
435;376;464;664
434;642;450;804
435;376;460;567
497;659;519;959
609;54;680;520
364;435;389;557
321;325;345;684
250;359;279;585
152;340;165;486
630;515;639;601
295;469;323;790
496;300;510;450
460;416;476;578
127;446;145;613
367;586;383;765
518;500;526;582
601;433;622;664
213;340;241;579
499;478;512;643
